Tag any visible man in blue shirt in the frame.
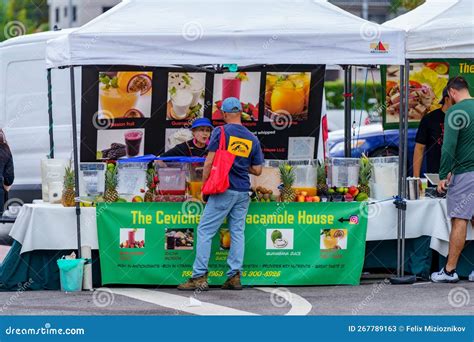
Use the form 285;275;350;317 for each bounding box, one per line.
178;97;263;291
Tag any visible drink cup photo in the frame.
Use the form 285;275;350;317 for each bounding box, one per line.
124;130;143;157
171;90;193;119
222;76;241;100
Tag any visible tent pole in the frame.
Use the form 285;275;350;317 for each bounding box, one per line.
343;66;352;157
390;61;415;285
401;59;410;276
69;66;82;259
47;68;54;159
396;63;405;278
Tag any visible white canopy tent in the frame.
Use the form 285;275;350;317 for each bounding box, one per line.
383;0;474;59
382;0;473;281
46;0;405;67
44;0;411;286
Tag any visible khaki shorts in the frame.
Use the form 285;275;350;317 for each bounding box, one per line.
447;171;474;219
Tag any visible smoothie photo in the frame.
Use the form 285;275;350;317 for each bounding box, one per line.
98;71;153;119
212;72;260;121
167;72;206;120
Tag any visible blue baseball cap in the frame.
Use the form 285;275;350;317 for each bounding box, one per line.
221;97;242;113
191;117;213;130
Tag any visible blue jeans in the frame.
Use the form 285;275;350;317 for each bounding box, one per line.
192;190;250;278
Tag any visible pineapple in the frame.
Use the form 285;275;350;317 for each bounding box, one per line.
144;167;155;202
61;164;76;207
104;163;119;203
358;154;372;197
316;159;328;195
279;163;296;202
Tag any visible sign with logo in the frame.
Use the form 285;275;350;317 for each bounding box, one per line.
97;202;368;286
370;41;389;54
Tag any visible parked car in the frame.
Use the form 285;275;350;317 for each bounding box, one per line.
327;124;420;174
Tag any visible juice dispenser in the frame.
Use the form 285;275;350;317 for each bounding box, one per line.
288;160;317;196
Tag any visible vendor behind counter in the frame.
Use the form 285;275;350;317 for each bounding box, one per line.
161;118;213;158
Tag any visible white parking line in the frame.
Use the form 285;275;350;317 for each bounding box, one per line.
255;287;312;315
108;287;312;316
108;288;257;315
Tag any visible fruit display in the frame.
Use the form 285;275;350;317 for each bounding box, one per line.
316;159;329;196
358;155;372;198
251;186;276;202
295;190;320;203
142;166;158;202
104;162;119;202
61;163;76;207
278;163;296;202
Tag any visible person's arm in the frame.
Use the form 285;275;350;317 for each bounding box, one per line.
249;140;264;176
439;112;459;180
202;152;215;183
161;142;187;157
249;165;262;176
413;116;429;178
202;129;220;182
412;143;425;178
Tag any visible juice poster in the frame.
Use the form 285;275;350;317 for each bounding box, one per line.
383;59;474;129
80;65;325;162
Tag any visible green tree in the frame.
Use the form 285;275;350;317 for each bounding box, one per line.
0;0;49;41
390;0;425;12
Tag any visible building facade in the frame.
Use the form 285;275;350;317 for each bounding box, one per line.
47;0;121;29
329;0;395;23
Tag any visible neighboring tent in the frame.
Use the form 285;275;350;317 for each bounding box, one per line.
46;0;405;68
383;0;474;59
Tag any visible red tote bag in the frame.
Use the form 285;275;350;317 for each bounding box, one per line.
202;126;235;195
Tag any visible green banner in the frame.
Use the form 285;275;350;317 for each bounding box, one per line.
96;202;368;286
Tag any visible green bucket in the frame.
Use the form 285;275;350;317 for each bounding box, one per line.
57;258;86;292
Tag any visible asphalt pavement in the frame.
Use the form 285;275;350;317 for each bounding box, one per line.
0;279;471;316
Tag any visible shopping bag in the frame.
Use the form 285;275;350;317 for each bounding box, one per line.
202;126;235;195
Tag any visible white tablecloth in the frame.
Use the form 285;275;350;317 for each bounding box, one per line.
10;200;472;256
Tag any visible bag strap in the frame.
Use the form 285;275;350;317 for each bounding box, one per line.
218;126;226;150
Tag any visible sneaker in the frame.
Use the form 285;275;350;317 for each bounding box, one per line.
177;274;209;291
431;268;459;283
469;270;474;282
222;272;242;290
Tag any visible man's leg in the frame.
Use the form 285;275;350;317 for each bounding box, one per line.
446;218;468;272
192;192;235;278
225;192;250;278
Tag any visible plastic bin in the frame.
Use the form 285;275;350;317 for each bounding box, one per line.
327;158;360;188
188;162;204;199
155;162;188;195
57;258;86;292
288;160;317;196
369;157;399;200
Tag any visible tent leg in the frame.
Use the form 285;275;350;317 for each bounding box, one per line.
343;66;352;157
47;68;54;159
390;61;415;285
401;59;410;277
69;67;92;290
69;67;81;259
